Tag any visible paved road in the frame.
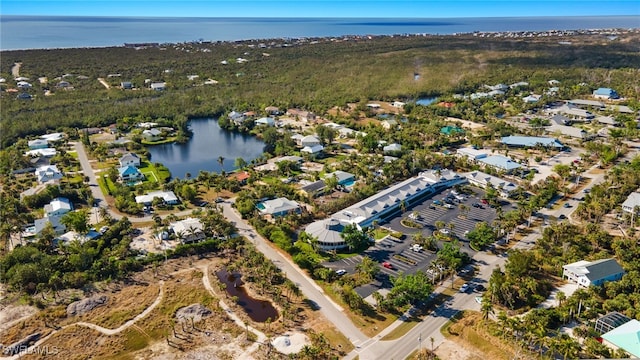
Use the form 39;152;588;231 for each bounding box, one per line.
218;200;369;347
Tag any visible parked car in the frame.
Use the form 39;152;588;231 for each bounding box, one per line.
481;199;489;205
472;203;483;208
411;244;423;252
382;262;393;269
459;283;470;293
444;203;455;209
440;229;450;234
563;203;572;208
433;200;443;205
99;226;109;234
474;284;485;292
335;269;347;276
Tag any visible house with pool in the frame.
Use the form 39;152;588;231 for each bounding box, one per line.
324;171;356;187
305;169;466;251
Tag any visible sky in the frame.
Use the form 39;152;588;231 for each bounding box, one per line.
1;0;639;18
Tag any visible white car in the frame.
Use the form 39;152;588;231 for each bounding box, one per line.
335;269;347;276
459;283;470;293
444;203;454;209
440;229;450;234
411;244;423;252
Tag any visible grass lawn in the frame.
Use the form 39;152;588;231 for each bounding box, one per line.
372;228;391;240
380;316;421;340
139;160;171;184
98;176;117;196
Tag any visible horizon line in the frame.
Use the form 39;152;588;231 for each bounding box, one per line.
2;14;639;19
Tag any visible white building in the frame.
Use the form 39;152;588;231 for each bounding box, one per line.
44;198;73;218
563;258;625;287
300;135;321;148
35;165;63;183
135;190;179;205
171;217;205;243
622;192;640;215
465;171;518;198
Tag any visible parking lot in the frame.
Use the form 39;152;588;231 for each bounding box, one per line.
324;185;515;298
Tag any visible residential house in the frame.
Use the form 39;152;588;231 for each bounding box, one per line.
254;117;276;127
621;192;640;215
550;114;572;126
300;180;326;198
16;92;32;100
478;155;522;173
601;320;640;358
324;171;355;186
118;165;144;182
523;94;541;103
509;81;529;89
228;111;245;125
28;139;49;150
440;126;464;136
135;190;179;205
301;144;324;156
26;148;57;157
257;197;301;218
150;82;166;91
548;79;560;85
381;119;398;130
121;81;133;89
231;171;250;185
547;124;593;140
119;153;141;168
568;99;605;109
142;128;163;141
366;103;381;109
562;258;625;287
44;198;73;218
57;81;71;88
35;165;63;183
560;107;595;121
465;171;518;198
383;143;402;153
286;108;316;122
456;147;488;161
17;81;32;89
596;116;620;126
55;230;102;246
392;101;406;108
264;106;280;115
501;136;564;149
300;135;321;148
593;87;620;100
27;215;66;237
40;133;64;142
171;218;206;243
291;134;305;146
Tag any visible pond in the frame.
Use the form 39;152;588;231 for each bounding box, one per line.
147;118;265;179
216;268;278;323
415;97;438;106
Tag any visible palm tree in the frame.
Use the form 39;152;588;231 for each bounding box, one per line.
481;296;494;323
217;156;225;172
556;291;566;307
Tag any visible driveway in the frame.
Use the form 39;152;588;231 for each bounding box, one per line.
218;199;369;347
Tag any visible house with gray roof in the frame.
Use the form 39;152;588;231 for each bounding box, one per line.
501;136;564;149
119;153;141;168
478;155;522;173
142;128;163;141
300;180;326;198
35;165;63;184
305;218;347;251
171;217;206;243
622;192;640;215
465;171;518;198
44;198;73;218
300;135;321;148
547;124;593;140
563;258;625;287
383;143;402;153
257;197;301;218
324;171;355;186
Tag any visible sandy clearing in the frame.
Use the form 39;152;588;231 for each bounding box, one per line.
0;305;38;333
435;338;482;360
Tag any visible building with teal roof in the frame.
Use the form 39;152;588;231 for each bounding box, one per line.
602;319;640;358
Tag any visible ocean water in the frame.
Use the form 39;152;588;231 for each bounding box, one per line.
1;15;637;51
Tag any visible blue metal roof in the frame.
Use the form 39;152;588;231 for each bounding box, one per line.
501;136;563;148
479;155;522;171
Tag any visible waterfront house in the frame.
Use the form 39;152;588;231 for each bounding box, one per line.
44;198;73;218
118;165;144;182
228;111;245;125
119;153;141;168
142;128;163;141
35;165;63;184
231;171;251;185
135;190;179;206
171;218;206;243
257;197;301;218
593;87;620;100
563;258;625;287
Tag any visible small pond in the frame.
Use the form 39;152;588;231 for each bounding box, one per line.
216;268;278;323
415;97;438;106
